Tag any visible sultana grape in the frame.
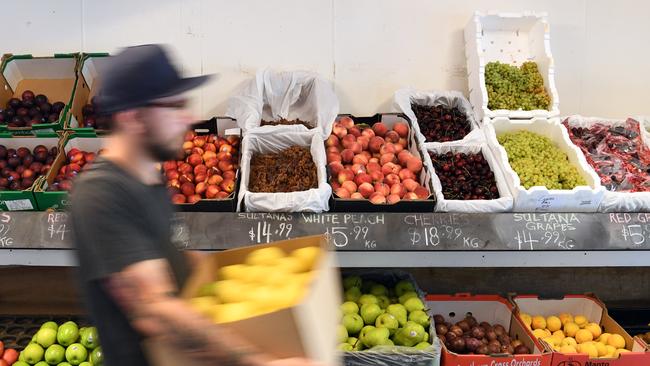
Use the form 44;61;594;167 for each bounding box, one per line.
485;61;551;111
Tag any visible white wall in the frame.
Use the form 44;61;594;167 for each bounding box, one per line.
2;0;649;119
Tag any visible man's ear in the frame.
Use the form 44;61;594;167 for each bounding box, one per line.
114;109;146;134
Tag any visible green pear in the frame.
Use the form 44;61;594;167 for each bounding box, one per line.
386;304;408;326
404;297;425;313
338;343;353;351
342;314;364;335
394;280;416;297
393;321;426;347
361;327;390;348
360;304;383;325
352;337;365;351
408;310;431;328
340;301;359;315
399;291;418;304
358;294;378;307
414;341;431;350
337;324;349;343
343;276;362;290
369;284;388;297
344;287;362;303
377;295;390;309
375;313;399;335
347;337;358;345
359;325;375;341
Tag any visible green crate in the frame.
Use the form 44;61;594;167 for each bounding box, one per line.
0;53;80;136
34;133;107;211
0;135;63;211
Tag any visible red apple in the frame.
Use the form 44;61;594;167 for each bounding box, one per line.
194;164;208;176
181;182;195;196
206;184;220;199
187;154;203;166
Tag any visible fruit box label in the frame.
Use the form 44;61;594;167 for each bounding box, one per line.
447;356;545;366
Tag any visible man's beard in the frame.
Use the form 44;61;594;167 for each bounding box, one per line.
145;139;180;162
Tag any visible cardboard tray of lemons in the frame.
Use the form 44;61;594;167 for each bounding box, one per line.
339;270;441;366
146;234;341;366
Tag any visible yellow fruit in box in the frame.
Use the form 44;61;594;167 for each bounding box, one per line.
532;316;547;330
574;315;588;328
561;337;577;347
576;342;598;358
295;271;315;287
607;334;626;349
291;246;321;270
212;302;257;323
594;342;608;357
533;329;549;339
559;313;574;325
576;329;594;343
213;280;251;303
189;296;218;315
553;330;565;340
585;322;602;338
218;264;248;280
598;333;611;344
543;336;560;347
560;345;577;353
564;322;580;337
240;265;273;283
260;270;293;286
275;256;307;274
246;247;285;266
520;313;532;328
605;344;616;355
546;316;562;332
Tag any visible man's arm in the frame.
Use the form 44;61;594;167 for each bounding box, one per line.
104;259;320;366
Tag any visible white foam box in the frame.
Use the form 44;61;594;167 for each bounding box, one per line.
511;294;650;366
426;294;552;366
424;142;513;213
562;115;650;213
145;235;342;366
485;117;605;212
464;11;560;120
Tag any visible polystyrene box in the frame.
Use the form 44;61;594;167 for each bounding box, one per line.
485;117;605;212
465;11;560;120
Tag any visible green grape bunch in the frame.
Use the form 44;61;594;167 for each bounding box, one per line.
485;61;551;111
497;130;587;189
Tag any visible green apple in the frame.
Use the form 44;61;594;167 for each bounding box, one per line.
12;362;29;366
340;301;359;315
414;341;431;350
352;339;365;351
41;321;59;331
357;294;378;307
361;327;390;348
393;321;426;347
79;327;100;350
58;363;73;366
342;314;364;335
34;362;49;366
359;325;375;341
79;363;92;366
371;339;394;350
338;343;353;351
343;276;362;290
375;313;399;335
347;337;358;345
57;322;79;347
404;297;425;313
360;303;383;325
344;287;362;303
18;350;26;362
337;324;349;343
45;344;66;365
408;310;431;328
35;328;58;348
394;280;416;297
65;343;88;365
89;346;103;366
377;295;390;309
369;284;388;297
23;344;45;364
399;291;418;304
386;304;408;326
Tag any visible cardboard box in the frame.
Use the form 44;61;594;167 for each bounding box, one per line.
33;133;107;210
173;117;241;212
426;293;552;366
0;54;78;135
328;113;436;212
66;53;112;134
511;294;650;366
0;135;62;211
145;235;341;366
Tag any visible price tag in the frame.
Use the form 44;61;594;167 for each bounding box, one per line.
4;199;34;211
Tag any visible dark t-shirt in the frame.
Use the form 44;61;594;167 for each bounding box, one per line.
70;157;190;366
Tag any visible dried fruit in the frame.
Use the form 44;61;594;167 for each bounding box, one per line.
249;146;317;193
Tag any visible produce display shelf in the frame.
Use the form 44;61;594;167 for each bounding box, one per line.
1;212;650;268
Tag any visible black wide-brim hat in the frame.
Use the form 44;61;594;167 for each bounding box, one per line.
95;44;211;115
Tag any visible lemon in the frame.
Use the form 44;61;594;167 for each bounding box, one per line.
561;337;577;347
559;313;574;325
585;322;602;338
576;329;594;344
574;315;588;328
560;345;577;353
607;334;626;349
564;322;580;337
547;316;562;332
246;247;285;266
